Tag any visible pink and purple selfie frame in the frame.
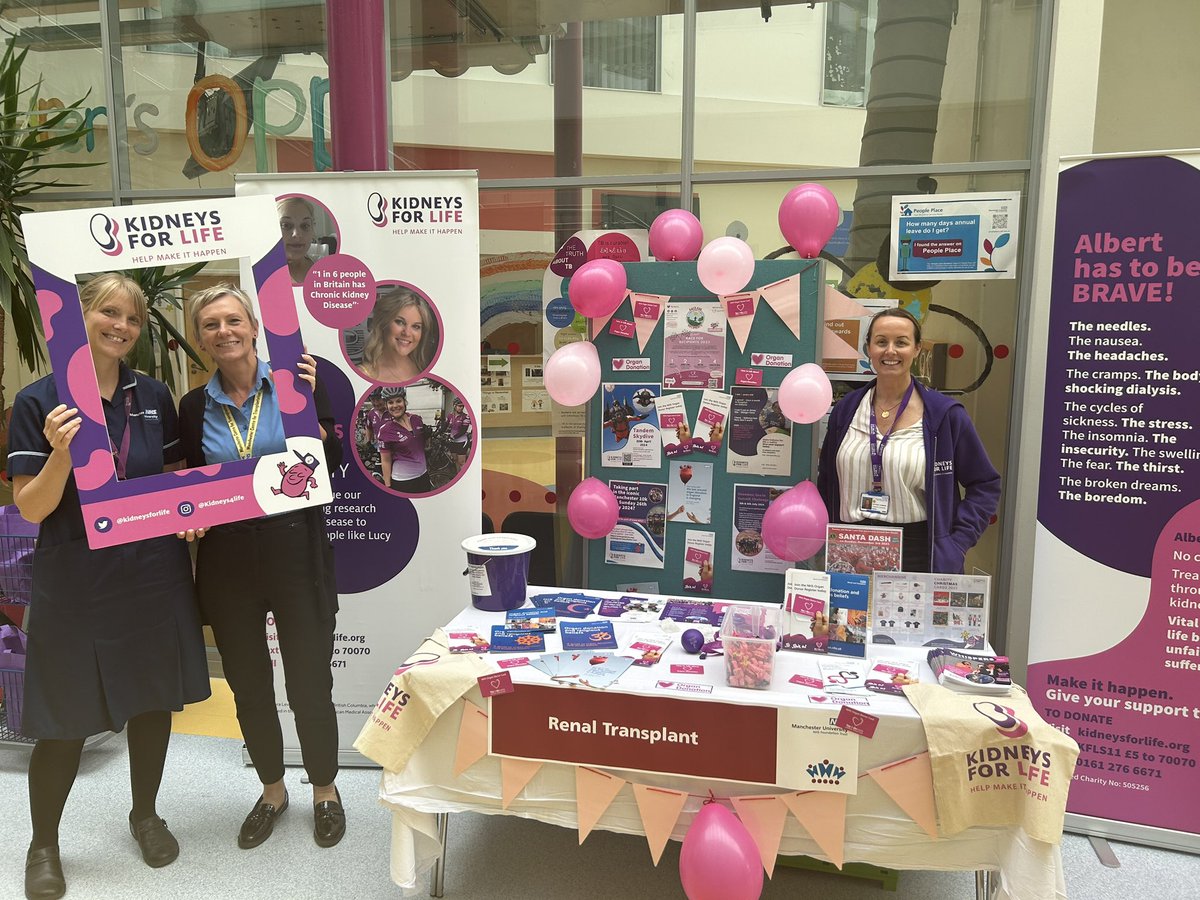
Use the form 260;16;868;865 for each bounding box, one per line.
22;195;332;549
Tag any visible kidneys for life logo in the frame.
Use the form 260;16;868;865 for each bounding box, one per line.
90;213;123;256
973;700;1030;740
367;191;388;228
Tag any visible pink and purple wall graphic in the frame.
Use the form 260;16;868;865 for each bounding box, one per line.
1030;155;1200;834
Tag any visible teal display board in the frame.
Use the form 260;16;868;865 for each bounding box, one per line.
585;259;823;601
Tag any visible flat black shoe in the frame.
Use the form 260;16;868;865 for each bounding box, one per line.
24;845;65;900
238;792;288;849
129;814;180;868
313;788;345;848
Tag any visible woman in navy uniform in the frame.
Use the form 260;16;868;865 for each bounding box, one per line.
8;273;210;900
176;284;345;851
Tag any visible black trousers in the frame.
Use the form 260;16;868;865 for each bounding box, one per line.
197;511;339;786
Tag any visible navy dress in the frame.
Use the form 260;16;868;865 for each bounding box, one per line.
6;367;210;739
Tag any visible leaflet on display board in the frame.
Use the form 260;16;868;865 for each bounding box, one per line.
237;172;481;758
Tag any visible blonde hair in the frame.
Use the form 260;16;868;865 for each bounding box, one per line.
80;273;148;325
189;283;258;335
362;288;436;374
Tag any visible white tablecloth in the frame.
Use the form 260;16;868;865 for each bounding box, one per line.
378;592;1066;899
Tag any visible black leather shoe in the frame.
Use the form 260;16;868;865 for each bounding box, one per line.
313;788;346;848
24;845;65;900
129;814;180;868
238;792;288;849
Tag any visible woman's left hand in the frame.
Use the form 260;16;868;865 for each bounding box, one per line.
298;351;317;390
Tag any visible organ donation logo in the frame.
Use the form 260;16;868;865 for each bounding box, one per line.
90;213;123;256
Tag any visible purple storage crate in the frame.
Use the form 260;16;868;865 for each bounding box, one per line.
0;667;26;738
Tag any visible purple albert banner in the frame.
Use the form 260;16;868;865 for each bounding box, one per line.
1030;155;1200;836
21;195;331;549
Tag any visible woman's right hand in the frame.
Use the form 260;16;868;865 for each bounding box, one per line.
43;404;81;453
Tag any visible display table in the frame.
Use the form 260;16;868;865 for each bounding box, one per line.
375;590;1067;900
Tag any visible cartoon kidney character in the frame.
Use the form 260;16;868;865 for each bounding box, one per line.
273;451;320;500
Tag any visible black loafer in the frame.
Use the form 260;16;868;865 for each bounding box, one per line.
129;814;180;868
237;792;288;849
24;845;65;900
313;788;346;848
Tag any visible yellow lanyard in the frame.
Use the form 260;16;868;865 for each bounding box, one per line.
222;389;264;460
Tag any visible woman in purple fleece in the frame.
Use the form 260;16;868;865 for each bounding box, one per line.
817;308;1001;573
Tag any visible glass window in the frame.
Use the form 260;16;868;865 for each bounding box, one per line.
583;17;660;92
822;0;875;108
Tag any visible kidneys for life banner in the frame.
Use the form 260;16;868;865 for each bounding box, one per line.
238;172;481;756
1029;155;1200;839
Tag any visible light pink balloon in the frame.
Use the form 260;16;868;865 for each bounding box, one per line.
679;802;763;900
567;477;619;539
778;362;833;424
569;258;627;318
778;183;840;258
761;481;829;562
696;236;755;295
649;209;704;261
544;341;601;407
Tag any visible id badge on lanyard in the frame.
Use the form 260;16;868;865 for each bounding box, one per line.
859;489;890;519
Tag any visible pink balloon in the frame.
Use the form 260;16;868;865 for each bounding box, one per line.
649;209;704;261
569;258;627;318
544;341;601;407
761;481;829;562
778;183;840;258
778;362;833;424
567;477;619;539
679;802;763;900
696;236;755;295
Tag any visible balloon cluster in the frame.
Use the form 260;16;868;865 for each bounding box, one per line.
547;185;839;541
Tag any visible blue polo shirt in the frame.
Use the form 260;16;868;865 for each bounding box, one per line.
199;358;287;464
7;366;181;545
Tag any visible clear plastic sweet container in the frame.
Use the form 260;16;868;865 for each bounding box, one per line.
721;604;780;690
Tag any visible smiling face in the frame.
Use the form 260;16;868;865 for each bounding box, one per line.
386;395;407;418
197;294;258;369
865;314;919;380
85;289;143;364
278;198;316;263
385;302;425;361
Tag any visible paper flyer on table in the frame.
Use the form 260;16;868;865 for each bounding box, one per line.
870;571;989;648
730;484;791;573
780;569;829;653
596;595;666;621
825;524;903;575
693;390;732;456
775;707;860;795
600;382;662;468
666;460;713;525
681;530;716;594
663;301;727;390
726;386;792;477
654;393;692;457
605;480;667;569
828;572;871;657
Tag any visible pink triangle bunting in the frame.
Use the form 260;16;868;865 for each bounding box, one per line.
575;766;627;844
779;790;847;869
452;701;489;777
500;757;543;809
729;795;789;878
720;292;758;353
630;292;668;353
866;752;939;839
758;275;801;339
590;290;631;337
632;784;688;865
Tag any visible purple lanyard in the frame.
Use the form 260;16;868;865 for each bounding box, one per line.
111;389;133;479
867;381;915;491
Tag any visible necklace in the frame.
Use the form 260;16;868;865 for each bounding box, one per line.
875;399;902;420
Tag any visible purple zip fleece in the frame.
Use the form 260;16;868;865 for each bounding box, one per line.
816;379;1002;574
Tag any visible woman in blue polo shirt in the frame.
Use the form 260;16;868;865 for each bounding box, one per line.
8;273;210;900
176;284;344;852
